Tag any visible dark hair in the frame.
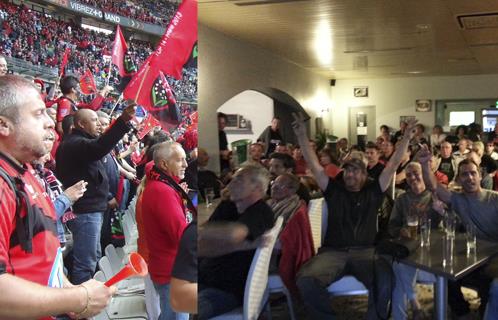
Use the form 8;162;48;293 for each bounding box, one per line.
380;125;389;131
455;125;468;135
457;158;480;177
273;116;281;121
60;76;79;95
61;114;74;136
365;141;380;151
318;148;339;165
217;112;227;120
269;152;296;170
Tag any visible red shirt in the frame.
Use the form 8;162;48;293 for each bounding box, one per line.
56;95;105;122
0;154;62;319
141;167;188;284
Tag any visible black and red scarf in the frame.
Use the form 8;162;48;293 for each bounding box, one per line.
150;165;197;222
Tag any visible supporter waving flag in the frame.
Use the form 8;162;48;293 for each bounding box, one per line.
123;0;196;129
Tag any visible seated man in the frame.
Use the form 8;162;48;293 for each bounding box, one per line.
198;165;274;319
240;143;264;168
292;113;418;319
388;162;441;320
419;147;498;319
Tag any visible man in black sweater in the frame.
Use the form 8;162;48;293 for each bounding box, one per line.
56;104;135;284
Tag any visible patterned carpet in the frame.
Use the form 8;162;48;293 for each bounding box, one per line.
267;285;482;319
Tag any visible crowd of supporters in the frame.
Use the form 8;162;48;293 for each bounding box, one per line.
0;1;197;102
69;0;177;27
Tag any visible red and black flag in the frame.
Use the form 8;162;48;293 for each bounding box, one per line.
112;25;129;77
137;113;161;140
79;69;97;94
59;47;71;76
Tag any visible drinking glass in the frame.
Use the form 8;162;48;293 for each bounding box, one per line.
444;212;456;238
204;188;215;208
442;235;454;267
420;217;431;247
466;224;477;256
406;214;419;239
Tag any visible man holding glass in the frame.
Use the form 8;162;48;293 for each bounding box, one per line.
419;146;498;319
388;162;441;319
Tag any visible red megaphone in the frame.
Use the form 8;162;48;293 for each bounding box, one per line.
104;252;148;287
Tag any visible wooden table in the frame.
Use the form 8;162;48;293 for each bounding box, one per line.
400;231;498;320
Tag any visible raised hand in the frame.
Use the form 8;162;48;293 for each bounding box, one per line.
120;100;137;122
403;118;419;140
291;112;307;139
417;143;432;165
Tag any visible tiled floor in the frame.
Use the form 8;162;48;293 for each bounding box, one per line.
266;285;481;319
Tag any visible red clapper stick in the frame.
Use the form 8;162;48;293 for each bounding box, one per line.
105;252;148;287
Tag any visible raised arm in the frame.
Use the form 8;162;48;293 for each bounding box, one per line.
418;144;452;204
379;118;417;192
198;222;260;257
291;113;328;191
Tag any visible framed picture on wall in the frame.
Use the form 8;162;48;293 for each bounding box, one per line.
400;115;416;123
416;99;432;112
225;114;240;129
354;86;368;97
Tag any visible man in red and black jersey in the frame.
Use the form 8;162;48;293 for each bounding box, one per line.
0;75;115;319
55;75;113;135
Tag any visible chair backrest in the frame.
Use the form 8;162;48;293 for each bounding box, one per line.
105;244;124;274
127;194;138;223
243;216;283;320
307;198;324;251
98;255;114;280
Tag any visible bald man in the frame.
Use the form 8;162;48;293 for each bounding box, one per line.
56;104;136;284
0;55;7;76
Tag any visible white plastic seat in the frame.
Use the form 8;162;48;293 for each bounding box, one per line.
98;256;145;294
93;271;147;319
267;274;296;320
210;216;284;320
315;199;369;296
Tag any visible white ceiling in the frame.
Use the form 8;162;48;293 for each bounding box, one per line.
199;0;498;79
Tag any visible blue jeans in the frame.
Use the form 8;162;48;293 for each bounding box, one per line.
153;282;189;320
67;212;103;284
485;279;498;320
198;286;240;320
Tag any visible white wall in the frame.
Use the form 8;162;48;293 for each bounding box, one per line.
218;90;274;145
330;75;498;139
199;25;331;172
331;75;498;137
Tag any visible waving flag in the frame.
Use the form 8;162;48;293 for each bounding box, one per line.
137;113;161;139
112;25;129;77
59;47;71;76
79;69;97;94
150;0;197;80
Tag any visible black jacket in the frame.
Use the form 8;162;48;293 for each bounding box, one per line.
56;118;130;214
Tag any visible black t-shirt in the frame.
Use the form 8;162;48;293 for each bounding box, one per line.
267;129;283;156
199;200;274;300
322;178;384;249
367;162;385;181
218;130;230;171
171;221;197;283
438;157;454;182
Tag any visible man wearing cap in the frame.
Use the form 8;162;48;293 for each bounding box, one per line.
292;113;417;319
